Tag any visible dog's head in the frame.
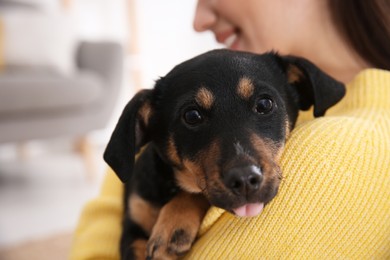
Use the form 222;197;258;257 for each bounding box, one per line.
104;50;345;217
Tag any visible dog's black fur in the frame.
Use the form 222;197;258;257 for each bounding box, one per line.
104;49;345;259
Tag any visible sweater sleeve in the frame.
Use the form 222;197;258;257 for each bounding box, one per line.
69;169;124;260
185;114;390;259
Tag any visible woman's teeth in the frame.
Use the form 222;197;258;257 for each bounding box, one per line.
224;33;237;48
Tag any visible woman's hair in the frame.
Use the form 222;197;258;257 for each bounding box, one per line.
329;0;390;70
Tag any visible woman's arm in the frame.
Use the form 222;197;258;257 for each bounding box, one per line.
69;169;123;260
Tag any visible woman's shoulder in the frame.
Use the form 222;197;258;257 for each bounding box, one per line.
289;68;390;162
283;110;390;175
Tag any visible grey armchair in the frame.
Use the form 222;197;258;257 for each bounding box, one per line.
0;41;123;144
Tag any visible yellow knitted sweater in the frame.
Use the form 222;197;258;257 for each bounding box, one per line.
70;69;390;259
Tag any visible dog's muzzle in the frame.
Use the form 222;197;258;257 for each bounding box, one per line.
222;164;265;217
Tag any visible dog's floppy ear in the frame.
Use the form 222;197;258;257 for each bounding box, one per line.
282;56;345;117
104;89;153;182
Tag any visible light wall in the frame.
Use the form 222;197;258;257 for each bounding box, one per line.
135;0;221;88
71;0;221;89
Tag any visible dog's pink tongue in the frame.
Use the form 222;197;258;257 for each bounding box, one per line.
233;203;264;217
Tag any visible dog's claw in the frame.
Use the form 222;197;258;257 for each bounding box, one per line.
168;229;192;255
146;240;158;260
146;228;194;260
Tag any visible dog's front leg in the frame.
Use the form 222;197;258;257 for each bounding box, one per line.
146;192;209;260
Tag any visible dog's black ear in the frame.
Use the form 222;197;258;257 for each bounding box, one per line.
103;89;153;182
282;56;345;117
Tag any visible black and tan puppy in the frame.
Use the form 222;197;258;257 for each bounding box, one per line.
104;49;345;259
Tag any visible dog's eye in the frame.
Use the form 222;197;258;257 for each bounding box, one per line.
255;98;274;114
183;109;203;125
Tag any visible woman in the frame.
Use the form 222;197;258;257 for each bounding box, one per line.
70;0;390;258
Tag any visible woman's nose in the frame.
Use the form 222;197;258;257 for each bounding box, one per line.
193;0;216;32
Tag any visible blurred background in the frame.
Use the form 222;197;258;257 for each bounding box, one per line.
0;0;219;259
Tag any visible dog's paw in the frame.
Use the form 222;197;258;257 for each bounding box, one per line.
146;227;196;260
145;193;208;259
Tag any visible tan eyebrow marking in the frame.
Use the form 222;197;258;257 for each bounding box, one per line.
237;77;254;99
195;87;214;109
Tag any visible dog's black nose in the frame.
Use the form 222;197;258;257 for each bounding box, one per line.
224;165;263;196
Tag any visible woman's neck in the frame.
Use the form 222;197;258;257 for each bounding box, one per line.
288;1;371;84
293;34;370;84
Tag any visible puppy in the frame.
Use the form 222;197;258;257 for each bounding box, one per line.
104;49;345;259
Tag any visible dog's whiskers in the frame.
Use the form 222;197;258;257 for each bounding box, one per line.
276;170;283;180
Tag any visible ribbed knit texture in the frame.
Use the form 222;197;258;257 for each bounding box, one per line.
70;69;390;259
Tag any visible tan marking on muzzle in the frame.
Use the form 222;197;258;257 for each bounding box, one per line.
250;132;286;166
237;77;254;100
175;140;220;194
167;136;181;165
250;133;283;180
268;118;290;162
195;87;214;109
177;159;204;193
